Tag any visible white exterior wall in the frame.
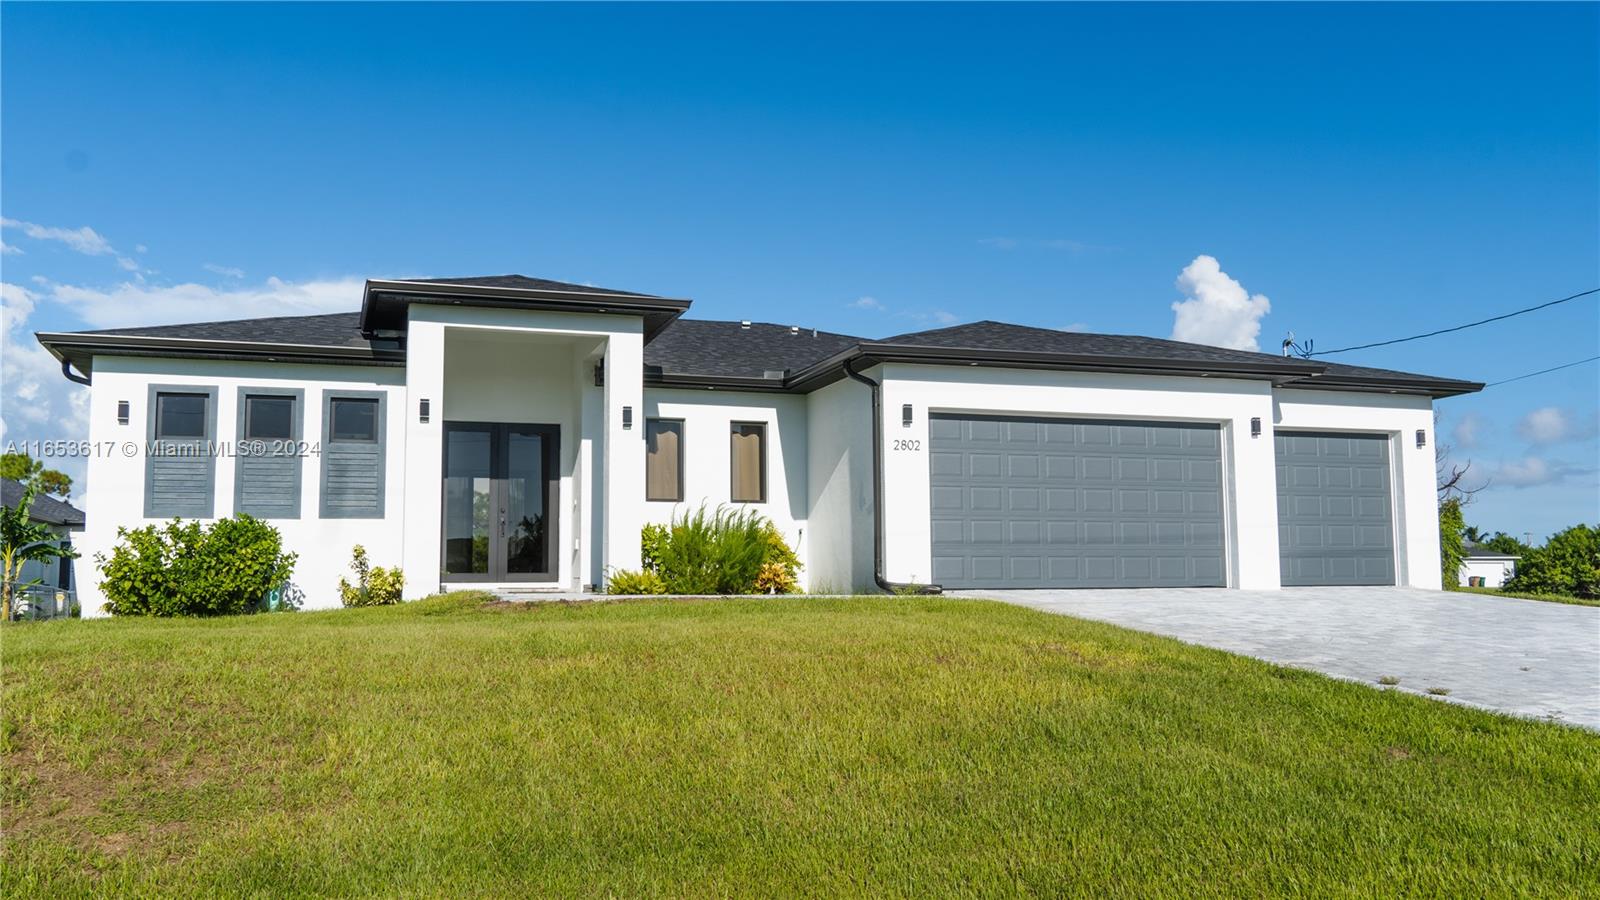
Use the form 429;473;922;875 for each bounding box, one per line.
77;356;408;615
878;363;1280;589
804;377;876;593
400;304;639;596
642;387;810;585
1274;388;1440;590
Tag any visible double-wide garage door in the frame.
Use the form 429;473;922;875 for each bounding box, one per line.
1275;432;1396;586
929;415;1226;589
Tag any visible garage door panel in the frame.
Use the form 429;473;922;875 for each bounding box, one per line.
1275;431;1395;586
929;414;1225;589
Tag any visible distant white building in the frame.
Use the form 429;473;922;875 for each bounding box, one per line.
1460;544;1519;588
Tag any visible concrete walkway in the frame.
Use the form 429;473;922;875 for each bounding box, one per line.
953;586;1600;730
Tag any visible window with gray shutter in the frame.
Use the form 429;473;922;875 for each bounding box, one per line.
235;388;303;519
320;392;386;518
144;385;218;518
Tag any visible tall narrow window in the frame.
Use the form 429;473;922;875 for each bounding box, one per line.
730;422;766;503
236;389;303;519
145;385;217;518
646;419;684;502
321;392;387;518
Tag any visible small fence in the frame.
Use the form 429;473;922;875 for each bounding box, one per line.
4;582;79;621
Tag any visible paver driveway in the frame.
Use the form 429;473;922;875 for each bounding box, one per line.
954;586;1600;730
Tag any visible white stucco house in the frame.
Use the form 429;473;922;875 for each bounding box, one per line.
1459;544;1520;588
36;275;1483;614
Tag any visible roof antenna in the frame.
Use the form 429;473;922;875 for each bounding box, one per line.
1282;331;1314;359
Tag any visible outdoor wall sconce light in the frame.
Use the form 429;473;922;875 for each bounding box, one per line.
116;400;130;425
622;406;634;429
419;399;430;423
1250;417;1261;438
1416;429;1427;448
902;404;913;427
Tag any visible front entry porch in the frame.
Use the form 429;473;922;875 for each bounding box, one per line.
441;422;560;583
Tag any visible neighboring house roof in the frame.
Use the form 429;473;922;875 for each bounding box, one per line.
1;478;85;527
1462;543;1521;560
35;275;1484;398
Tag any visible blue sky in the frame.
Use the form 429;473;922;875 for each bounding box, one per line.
2;2;1596;539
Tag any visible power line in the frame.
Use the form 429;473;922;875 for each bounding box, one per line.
1482;355;1600;388
1308;287;1599;357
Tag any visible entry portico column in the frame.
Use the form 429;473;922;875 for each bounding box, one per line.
601;327;645;581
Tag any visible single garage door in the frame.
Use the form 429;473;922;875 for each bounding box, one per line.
1275;432;1395;586
928;415;1226;589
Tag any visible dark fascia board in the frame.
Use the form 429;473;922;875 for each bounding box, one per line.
643;371;793;393
35;331;406;377
360;278;692;342
1275;372;1485;399
785;342;1328;393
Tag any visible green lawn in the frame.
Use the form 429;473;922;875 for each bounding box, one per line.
3;594;1597;897
1452;584;1600;607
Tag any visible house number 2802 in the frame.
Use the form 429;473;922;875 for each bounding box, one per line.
892;439;922;451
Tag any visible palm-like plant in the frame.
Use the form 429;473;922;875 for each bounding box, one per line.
2;477;80;617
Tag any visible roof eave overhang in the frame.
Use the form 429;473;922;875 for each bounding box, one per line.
35;332;407;376
361;279;692;343
644;372;793;393
1276;374;1486;399
784;344;1332;393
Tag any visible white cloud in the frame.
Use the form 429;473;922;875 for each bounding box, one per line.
42;275;364;328
1;217;139;271
930;310;959;325
1;241;21;255
1169;255;1272;352
0;282;90;443
203;263;246;279
1452;412;1487;449
1490;456;1593;489
1515;406;1596;446
1061;322;1088;332
850;296;884;311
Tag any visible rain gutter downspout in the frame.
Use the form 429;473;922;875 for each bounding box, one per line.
843;357;942;595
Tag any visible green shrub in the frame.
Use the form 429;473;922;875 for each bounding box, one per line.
606;568;667;595
1506;524;1600;599
339;545;405;607
632;506;802;594
1438;498;1465;589
97;516;297;617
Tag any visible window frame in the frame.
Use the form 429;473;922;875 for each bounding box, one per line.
645;417;686;503
143;384;218;518
729;421;768;504
235;386;304;519
319;390;388;519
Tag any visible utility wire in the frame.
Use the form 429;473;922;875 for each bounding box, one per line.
1482;355;1600;388
1309;287;1599;357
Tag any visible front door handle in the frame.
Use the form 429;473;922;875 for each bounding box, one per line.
499;510;507;538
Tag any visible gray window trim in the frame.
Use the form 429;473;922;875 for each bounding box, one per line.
319;390;387;519
645;417;686;502
144;383;219;519
729;420;768;504
234;386;304;519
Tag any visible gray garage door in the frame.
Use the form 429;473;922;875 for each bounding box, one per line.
928;415;1226;589
1275;432;1395;586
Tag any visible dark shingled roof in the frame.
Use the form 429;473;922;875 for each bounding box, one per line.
2;478;85;527
75;312;372;348
37;304;1481;396
644;320;863;380
400;275;667;299
876;321;1326;371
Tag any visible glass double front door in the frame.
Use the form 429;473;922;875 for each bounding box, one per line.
442;423;558;582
